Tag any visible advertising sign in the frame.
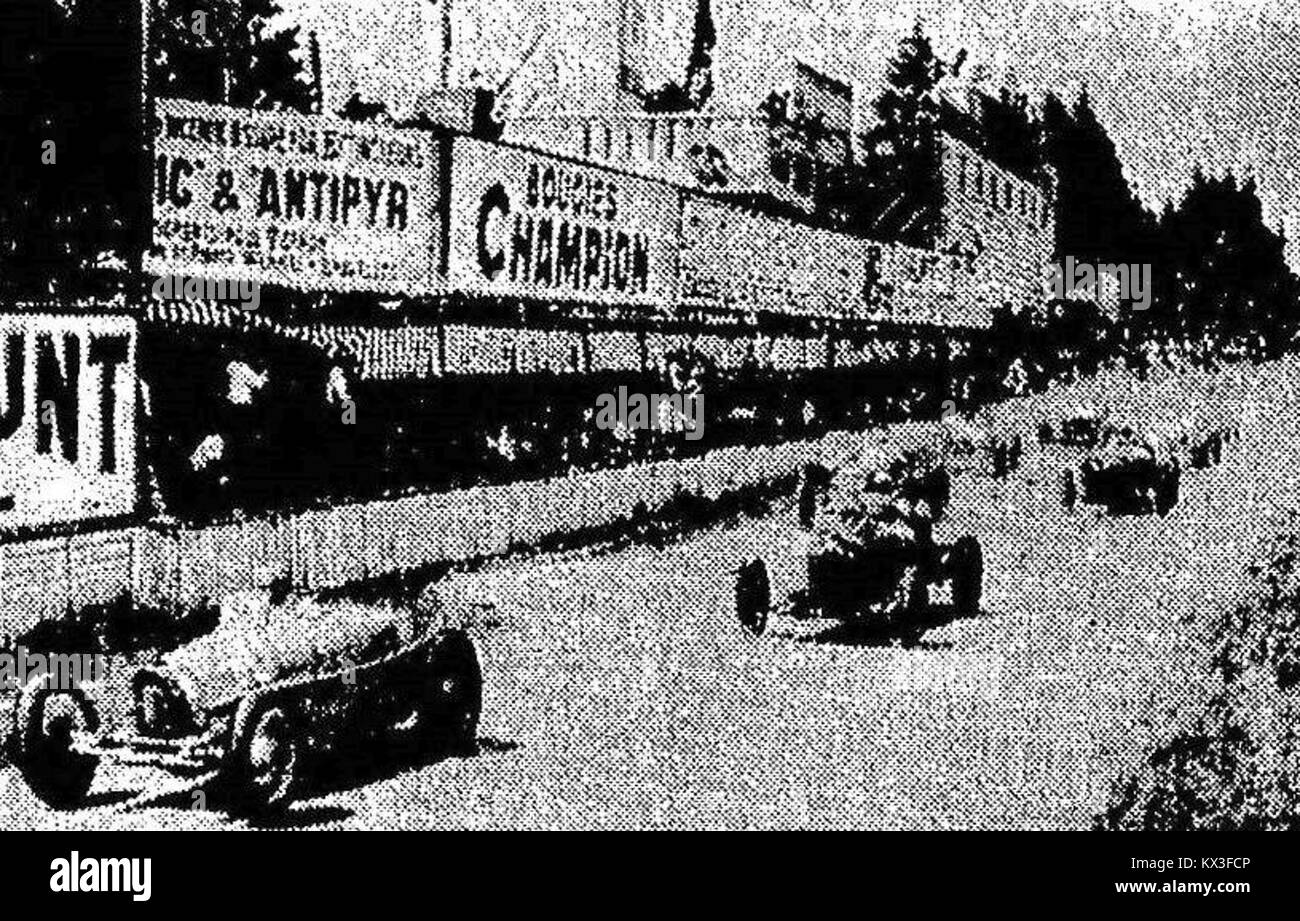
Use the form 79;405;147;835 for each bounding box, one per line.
680;197;996;328
446;137;678;306
147;98;439;295
0;314;138;532
680;197;862;318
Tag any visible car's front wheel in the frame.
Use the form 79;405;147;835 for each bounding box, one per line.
735;560;771;636
227;698;301;817
422;631;483;755
952;536;984;616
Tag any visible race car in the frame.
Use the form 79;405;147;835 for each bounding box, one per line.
10;583;483;816
735;451;983;636
1162;414;1237;471
1062;424;1180;516
936;415;1024;478
1037;406;1107;448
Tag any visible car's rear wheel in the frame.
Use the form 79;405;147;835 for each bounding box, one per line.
1062;469;1077;508
13;677;99;809
1155;464;1180;516
228;699;300;817
735;559;770;636
894;564;928;617
952;537;984;616
423;632;483;755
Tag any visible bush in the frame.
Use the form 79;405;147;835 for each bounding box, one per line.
1098;514;1300;829
1098;695;1300;830
1214;518;1300;689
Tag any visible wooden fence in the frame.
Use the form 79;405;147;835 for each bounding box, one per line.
0;435;856;637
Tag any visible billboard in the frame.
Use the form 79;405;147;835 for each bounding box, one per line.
0;314;138;532
679;196;861;318
446;137;678;306
147;98;439;295
679;197;997;328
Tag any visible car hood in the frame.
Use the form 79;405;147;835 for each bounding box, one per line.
159;594;411;713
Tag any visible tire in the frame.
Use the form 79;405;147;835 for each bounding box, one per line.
798;470;819;529
12;677;99;809
896;564;928;616
735;559;771;636
952;537;984;616
422;631;483;755
1062;469;1077;508
991;441;1010;479
226;697;301;817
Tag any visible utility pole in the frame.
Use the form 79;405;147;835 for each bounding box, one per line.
135;0;153;287
308;30;325;114
439;0;452;90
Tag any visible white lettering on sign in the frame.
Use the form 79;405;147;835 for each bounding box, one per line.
0;314;137;531
147;98;438;295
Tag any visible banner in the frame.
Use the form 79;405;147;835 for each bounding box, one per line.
446;138;678;306
678;197;863;318
0;314;138;532
679;197;997;328
147;98;439;295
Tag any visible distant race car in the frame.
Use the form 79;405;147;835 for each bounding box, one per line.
1037;406;1106;447
1063;424;1180;516
937;416;1023;478
1162;414;1238;471
735;451;983;636
11;586;483;816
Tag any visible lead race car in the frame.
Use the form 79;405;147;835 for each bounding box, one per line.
11;581;483;816
734;446;984;637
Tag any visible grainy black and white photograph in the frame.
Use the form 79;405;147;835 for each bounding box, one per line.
0;0;1293;857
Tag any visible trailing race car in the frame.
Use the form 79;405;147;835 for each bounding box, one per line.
1062;424;1180;516
1163;414;1237;471
936;415;1023;478
736;451;983;636
1037;406;1106;448
11;583;483;816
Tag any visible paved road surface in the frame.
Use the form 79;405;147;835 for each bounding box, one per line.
8;359;1300;829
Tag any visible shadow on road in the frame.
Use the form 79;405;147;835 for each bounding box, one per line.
82;789;142;809
233;734;524;828
104;733;522;828
790;604;987;649
246;804;355;830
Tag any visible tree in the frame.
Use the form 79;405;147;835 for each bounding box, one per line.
867;23;948;246
683;0;715;110
0;0;143;296
228;0;312;111
1156;168;1298;348
1041;87;1153;265
639;0;715;113
150;0;311;111
978;87;1041;181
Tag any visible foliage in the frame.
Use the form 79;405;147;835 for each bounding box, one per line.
150;0;313;111
635;0;714;113
863;22;947;247
1100;514;1300;829
0;0;142;296
1041;88;1154;266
